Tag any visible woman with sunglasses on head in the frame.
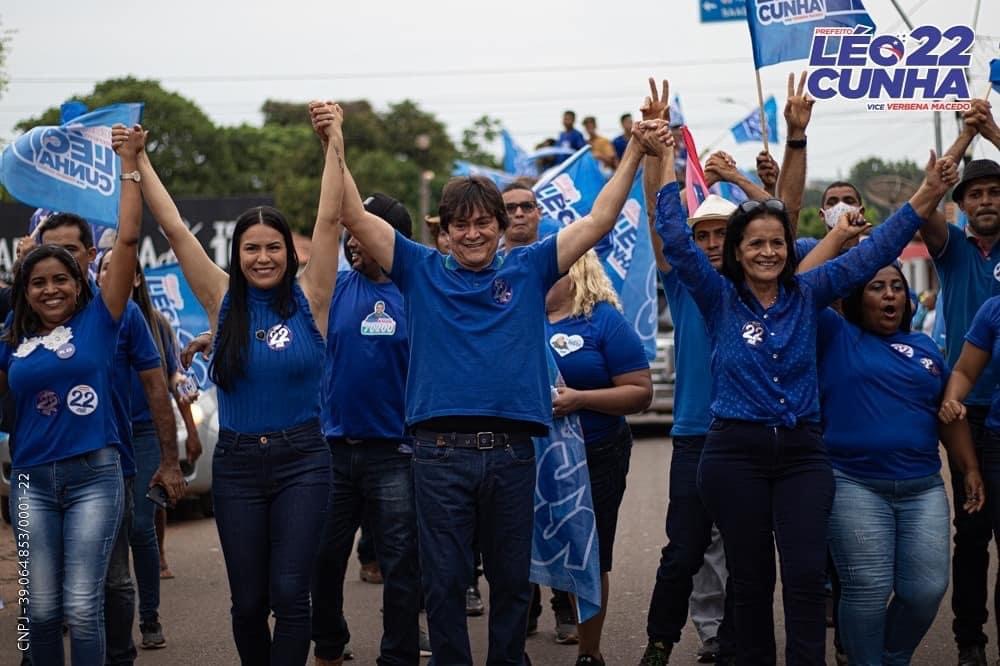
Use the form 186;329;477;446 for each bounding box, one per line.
643;110;959;664
135;102;345;665
1;125;144;665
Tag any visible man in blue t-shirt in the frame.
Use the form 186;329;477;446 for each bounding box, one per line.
337;116;658;664
556;110;587;165
612;114;632;161
36;213;183;663
311;194;423;666
917;98;1000;663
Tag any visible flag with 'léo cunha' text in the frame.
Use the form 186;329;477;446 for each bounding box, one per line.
745;0;876;69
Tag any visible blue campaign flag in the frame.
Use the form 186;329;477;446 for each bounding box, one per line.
0;103;144;228
531;351;602;622
144;262;213;390
745;0;876;69
502;129;538;177
990;59;1000;95
533;148;658;361
730;95;779;143
701;0;748;22
452;160;519;190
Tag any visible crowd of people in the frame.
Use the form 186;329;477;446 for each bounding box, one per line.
3;73;1000;666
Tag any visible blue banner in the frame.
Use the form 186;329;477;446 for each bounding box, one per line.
700;0;747;22
144;262;213;390
0;103;144;228
730;95;779;143
452;160;518;190
991;58;1000;95
501;129;540;177
531;351;602;623
533;148;658;361
745;0;876;69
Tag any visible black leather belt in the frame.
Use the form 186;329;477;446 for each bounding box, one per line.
413;430;533;450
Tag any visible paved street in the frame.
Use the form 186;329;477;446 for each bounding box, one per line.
0;435;997;664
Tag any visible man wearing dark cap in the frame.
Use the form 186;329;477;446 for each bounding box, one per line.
919;100;1000;666
311;193;423;666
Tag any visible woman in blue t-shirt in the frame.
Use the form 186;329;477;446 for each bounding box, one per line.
544;250;652;665
136;104;345;664
818;264;983;664
2;125;145;664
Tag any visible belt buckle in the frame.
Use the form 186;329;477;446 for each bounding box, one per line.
476;432;496;450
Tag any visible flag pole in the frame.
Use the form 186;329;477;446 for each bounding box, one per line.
985;83;992;101
755;69;770;154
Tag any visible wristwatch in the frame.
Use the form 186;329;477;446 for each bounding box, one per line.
120;170;142;182
786;137;807;149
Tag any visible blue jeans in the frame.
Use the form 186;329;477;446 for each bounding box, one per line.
213;419;331;666
11;446;124;665
129;420;161;624
105;476;136;665
413;435;536;666
698;420;834;665
311;438;421;664
828;470;949;665
647;435;735;655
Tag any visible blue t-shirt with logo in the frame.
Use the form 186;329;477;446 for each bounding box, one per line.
1;296;123;468
817;308;946;480
129;315;179;423
934;224;1000;405
389;232;562;428
963;296;1000;431
545;301;648;445
322;270;409;440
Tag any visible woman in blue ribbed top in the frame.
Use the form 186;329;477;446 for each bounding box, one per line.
136;103;346;666
643;114;959;665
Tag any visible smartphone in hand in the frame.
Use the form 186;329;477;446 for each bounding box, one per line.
145;484;169;509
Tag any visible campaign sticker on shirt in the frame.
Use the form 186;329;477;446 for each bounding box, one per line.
993;262;1000;283
66;384;98;416
55;343;76;360
266;324;293;351
492;278;513;305
920;357;942;376
35;390;59;417
741;321;764;347
890;343;914;358
549;333;584;357
360;301;397;336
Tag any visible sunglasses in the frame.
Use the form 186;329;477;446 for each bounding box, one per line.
736;198;786;216
505;201;538;214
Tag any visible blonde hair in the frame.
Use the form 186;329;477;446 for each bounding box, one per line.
566;250;621;318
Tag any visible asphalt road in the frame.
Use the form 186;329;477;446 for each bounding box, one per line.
0;435;997;664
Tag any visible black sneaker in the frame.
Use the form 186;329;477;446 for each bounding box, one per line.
343;643;354;660
139;621;166;649
466;585;485;616
576;655;605;666
697;636;719;663
553;606;578;645
638;640;672;666
958;644;987;666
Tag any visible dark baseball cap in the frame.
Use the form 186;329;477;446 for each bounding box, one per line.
364;193;412;238
953;159;1000;202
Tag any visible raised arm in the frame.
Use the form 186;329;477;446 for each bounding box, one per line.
967;98;1000;151
704;151;772;202
298;101;346;335
939;342;993;423
137;142;228;324
756;151;779;197
795;209;871;273
639;77;671;273
776;72;814;237
103;125;144;320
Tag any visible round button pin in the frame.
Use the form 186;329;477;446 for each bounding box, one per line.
56;343;76;360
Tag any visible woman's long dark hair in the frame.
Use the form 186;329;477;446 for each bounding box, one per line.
841;263;914;334
209;206;299;392
721;203;798;297
4;245;91;344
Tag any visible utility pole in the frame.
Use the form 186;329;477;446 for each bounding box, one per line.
887;0;943;156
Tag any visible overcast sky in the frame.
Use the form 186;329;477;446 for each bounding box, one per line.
2;0;998;182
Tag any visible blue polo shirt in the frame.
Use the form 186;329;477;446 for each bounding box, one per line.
933;224;1000;406
322;270;409;440
963;296;1000;431
817;308;946;480
111;300;163;477
1;295;123;468
545;301;648;444
129;315;178;423
612;135;628;159
557;129;587;160
389;232;562;428
656;181;927;427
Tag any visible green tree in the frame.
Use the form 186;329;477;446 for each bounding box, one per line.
458;115;503;168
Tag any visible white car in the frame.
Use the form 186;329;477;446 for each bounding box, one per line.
0;386;219;523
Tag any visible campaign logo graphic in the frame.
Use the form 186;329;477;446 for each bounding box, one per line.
35;390;60;417
742;321;765;347
360;301;397;336
67;384;98;416
992;262;1000;283
891;343;914;358
549;333;584;357
920;357;941;376
266;324;293;351
11;124;117;196
605;199;643;282
807;24;974;107
492;278;513;305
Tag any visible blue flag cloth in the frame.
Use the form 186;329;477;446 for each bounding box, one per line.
144;262;213;390
990;59;1000;95
0;103;144;228
745;0;876;69
731;96;779;143
501;129;539;177
452;160;519;190
533;148;658;361
531;351;602;623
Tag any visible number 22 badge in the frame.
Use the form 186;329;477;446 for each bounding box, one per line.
67;384;98;416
